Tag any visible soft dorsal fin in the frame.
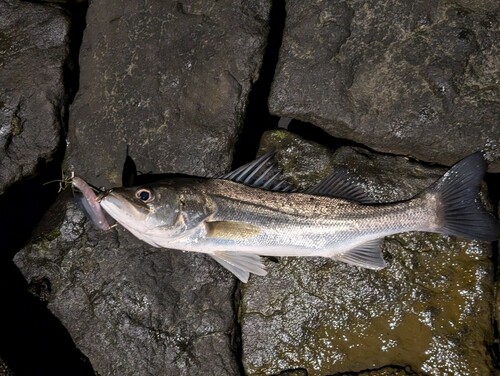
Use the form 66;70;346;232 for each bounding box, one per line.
221;150;295;192
210;251;267;283
306;168;373;203
333;238;386;270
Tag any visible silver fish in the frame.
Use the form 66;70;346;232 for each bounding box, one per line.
98;151;500;282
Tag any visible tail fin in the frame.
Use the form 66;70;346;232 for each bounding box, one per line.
427;152;500;241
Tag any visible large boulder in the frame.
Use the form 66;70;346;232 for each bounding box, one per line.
15;193;240;375
67;0;271;187
16;0;271;374
269;0;500;171
241;130;495;375
0;1;70;192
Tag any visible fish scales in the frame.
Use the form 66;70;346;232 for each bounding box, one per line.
195;179;436;255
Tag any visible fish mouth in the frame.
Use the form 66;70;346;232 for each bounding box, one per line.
98;189;149;224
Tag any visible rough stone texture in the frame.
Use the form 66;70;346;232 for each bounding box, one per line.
67;0;271;187
15;192;240;375
241;130;495;375
15;0;271;374
0;1;70;193
269;0;500;171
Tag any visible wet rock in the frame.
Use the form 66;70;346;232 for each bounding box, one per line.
67;0;271;187
16;0;271;374
0;1;70;192
15;192;240;375
241;130;495;375
269;1;500;171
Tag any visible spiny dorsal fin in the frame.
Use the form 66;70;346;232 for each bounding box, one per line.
333;238;386;270
221;150;295;192
206;221;261;239
306;168;374;203
210;251;267;283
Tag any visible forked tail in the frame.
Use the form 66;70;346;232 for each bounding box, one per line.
426;152;500;241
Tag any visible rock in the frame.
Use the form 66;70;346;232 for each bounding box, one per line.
240;130;495;375
15;192;240;375
67;0;271;187
16;0;271;374
269;1;500;171
0;1;70;192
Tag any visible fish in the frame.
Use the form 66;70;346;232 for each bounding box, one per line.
97;151;500;283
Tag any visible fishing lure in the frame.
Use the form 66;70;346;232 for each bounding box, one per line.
71;175;111;231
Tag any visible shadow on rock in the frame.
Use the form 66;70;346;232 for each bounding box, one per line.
0;260;94;375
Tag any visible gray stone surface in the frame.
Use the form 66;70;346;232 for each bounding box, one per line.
269;0;500;171
15;0;271;374
241;130;495;375
0;1;70;192
15;192;240;375
67;0;271;187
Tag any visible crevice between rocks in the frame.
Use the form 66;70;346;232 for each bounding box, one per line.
231;0;286;169
230;1;287;373
0;1;95;375
486;172;500;370
330;364;419;375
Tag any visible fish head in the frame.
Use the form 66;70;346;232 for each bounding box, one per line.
98;183;186;245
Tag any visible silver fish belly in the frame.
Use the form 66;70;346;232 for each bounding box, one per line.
99;151;500;282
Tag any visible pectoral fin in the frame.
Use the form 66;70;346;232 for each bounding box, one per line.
206;221;261;240
333;239;386;270
210;251;267;283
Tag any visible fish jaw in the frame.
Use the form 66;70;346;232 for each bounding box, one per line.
99;190;150;228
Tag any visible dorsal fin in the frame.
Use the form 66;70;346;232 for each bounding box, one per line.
306;168;373;203
221;150;295;192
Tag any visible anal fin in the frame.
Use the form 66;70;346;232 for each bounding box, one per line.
210;251;267;283
333;238;386;270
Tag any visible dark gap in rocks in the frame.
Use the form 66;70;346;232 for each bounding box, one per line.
0;149;64;260
0;1;95;375
287;119;369;150
231;283;246;375
0;150;95;375
492;318;500;372
275;368;307;376
335;365;419;375
230;0;286;372
64;0;89;108
0;261;95;376
231;0;286;168
485;172;500;222
485;172;500;369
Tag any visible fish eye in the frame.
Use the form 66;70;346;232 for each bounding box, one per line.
136;188;154;203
